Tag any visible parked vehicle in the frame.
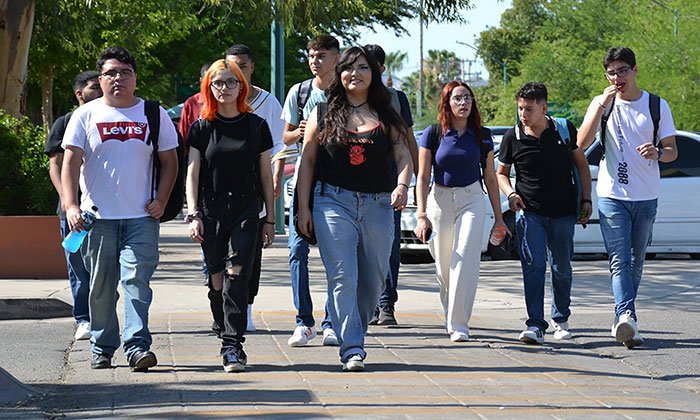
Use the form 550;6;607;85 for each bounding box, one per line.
400;129;700;261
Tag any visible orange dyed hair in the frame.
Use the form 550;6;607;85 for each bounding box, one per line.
200;59;251;121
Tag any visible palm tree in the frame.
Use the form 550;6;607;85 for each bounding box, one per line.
384;50;407;87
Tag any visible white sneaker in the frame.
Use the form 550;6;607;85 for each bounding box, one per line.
450;331;469;342
519;326;544;344
550;320;572;340
624;332;645;349
613;310;638;343
322;328;339;346
75;322;91;340
342;354;365;372
287;326;316;347
246;304;256;332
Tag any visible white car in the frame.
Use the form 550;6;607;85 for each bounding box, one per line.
400;130;700;261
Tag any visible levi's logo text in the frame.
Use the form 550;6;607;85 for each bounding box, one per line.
96;122;148;142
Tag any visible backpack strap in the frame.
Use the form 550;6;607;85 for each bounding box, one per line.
552;116;571;146
599;97;615;159
648;93;661;146
427;123;442;167
297;78;314;123
145;100;160;200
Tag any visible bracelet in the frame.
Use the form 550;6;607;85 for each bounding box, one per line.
264;220;275;225
416;212;427;217
397;183;409;190
656;147;663;160
597;102;606;110
581;199;592;205
184;211;202;223
507;192;517;199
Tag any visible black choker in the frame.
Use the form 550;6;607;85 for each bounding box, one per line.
350;101;367;113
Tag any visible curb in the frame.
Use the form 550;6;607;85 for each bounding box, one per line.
0;367;37;406
0;298;73;320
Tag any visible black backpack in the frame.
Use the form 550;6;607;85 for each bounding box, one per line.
426;124;493;191
599;93;661;158
145;100;185;223
296;78;314;123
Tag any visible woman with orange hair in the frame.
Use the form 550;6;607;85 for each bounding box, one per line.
414;81;508;342
184;59;275;372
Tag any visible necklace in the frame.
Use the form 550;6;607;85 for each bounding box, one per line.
350;101;367;113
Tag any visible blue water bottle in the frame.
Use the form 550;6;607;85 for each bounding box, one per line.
62;206;98;253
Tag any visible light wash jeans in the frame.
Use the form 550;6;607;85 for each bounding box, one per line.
427;183;485;335
288;193;332;330
60;218;90;324
515;210;575;332
312;182;394;362
598;197;657;321
82;217;159;360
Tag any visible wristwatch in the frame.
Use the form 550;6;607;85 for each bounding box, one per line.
656;147;663;160
185;211;202;223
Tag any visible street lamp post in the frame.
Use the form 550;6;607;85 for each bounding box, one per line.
651;0;679;37
457;41;507;88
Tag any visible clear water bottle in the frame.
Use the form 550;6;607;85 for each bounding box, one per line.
489;225;507;246
62;207;98;253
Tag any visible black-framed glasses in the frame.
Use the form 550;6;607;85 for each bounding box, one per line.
210;79;240;90
605;66;631;79
101;69;133;80
450;95;473;104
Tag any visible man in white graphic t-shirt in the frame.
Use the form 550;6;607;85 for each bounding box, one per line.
62;46;178;371
578;46;678;349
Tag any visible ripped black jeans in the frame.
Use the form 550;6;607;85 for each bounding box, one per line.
201;191;259;352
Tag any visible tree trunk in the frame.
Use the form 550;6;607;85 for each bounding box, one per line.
0;0;36;118
40;65;53;128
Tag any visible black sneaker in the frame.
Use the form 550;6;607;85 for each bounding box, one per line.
377;306;398;326
129;350;157;372
90;353;112;369
222;348;245;373
368;307;380;325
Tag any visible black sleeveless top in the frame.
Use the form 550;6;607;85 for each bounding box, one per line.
318;123;395;193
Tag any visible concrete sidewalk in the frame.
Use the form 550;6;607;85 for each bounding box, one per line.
2;220;700;419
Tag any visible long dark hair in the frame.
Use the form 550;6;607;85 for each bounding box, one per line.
437;81;484;146
320;46;407;147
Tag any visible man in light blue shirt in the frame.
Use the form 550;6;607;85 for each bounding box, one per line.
280;34;339;347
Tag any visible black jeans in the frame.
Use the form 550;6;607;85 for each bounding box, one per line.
201;192;259;352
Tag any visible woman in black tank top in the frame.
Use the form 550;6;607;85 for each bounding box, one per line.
295;47;413;372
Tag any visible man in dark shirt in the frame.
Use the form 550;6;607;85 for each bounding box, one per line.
496;82;592;345
44;70;102;341
363;44;419;326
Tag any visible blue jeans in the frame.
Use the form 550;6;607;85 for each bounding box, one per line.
82;217;159;360
377;209;401;308
60;218;90;324
313;182;393;362
515;210;575;332
598;197;657;321
288;193;332;330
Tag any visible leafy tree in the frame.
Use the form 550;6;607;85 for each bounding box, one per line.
384;50;407;87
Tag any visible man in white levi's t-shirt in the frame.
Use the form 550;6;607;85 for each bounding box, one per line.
578;47;678;350
62;46;178;371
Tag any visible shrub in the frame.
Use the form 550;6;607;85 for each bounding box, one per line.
0;110;55;215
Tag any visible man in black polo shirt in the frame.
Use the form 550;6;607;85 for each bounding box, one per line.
496;82;592;345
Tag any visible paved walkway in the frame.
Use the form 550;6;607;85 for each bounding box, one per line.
2;220;700;419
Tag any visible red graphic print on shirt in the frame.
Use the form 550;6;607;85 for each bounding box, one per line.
349;145;366;166
96;122;148;143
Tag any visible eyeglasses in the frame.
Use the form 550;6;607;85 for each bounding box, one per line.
210;79;240;90
605;66;631;79
518;209;533;265
450;95;473;104
101;69;133;80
